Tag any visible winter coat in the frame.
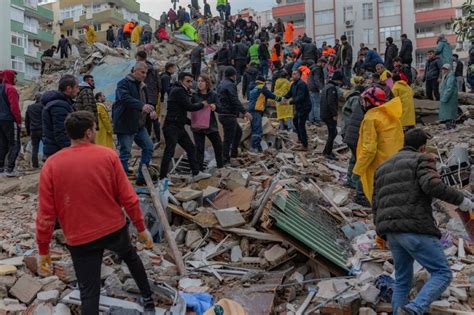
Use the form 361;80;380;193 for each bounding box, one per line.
320;82;339;121
392;80;415;127
307;65;325;93
143;60;160;105
106;28;115;42
284;79;311;115
384;43;398;71
423;57;442;81
439;71;458;121
131;24;142;44
41;91;75;157
399;38;413;65
0;70;21;125
224;25;235;42
299;43;319;62
258;43;270;61
335;42;353;67
284;22;294;43
25;101;43;135
274;21;285;35
179;22;198;42
191;91;220;134
373;147;464;238
155;27;170;41
160;71;173;102
342;93;364;148
214;48;232;66
235;18;246;30
75;82;97;119
248;82;277;112
112;74;147;135
85;27;97;45
435;38;453;66
191;45;204;64
242;65;259;98
454;60;464;77
353;97;404;201
165;83;204;127
160;13;168;25
217;78;246;116
96;103;114;148
233;42;248;61
363;50;383;72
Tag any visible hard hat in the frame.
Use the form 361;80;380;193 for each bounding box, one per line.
361;86;386;107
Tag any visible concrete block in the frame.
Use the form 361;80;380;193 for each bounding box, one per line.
450;287;468;301
332;279;349;292
0;265;16;276
359;283;380;304
185;229;203;249
9;274;42;304
123;279;140;294
0;276;16;288
431;300;450;308
213;207;245;228
230;245;242;263
316;280;337;299
263;245;287;264
53;303;71;315
37;290;60;303
338;290;360;305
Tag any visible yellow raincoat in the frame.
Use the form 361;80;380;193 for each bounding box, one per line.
95;103;114;149
353;97;404;201
131;24;142;44
85;27;97;45
392;80;416;127
271;78;293;120
380;69;391;82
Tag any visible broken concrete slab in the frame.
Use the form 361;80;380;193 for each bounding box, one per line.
263;245;287;264
359;283;380;304
0;275;16;288
123;279;140;294
37;290;60;303
179;277;203;290
185;229;203;249
450;287;468;301
175;189;203;202
322;185;350;206
213;207;246;228
0;256;24;266
9;274;42;304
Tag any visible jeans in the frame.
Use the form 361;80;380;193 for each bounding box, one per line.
0;121;21;172
250;111;263;150
192;63;201;81
342;64;352;87
259;60;269;79
218;115;242;163
117;127;153;181
308;92;321;123
193;131;223;170
279;118;294;131
60;49;68;59
425;79;440;101
160;122;199;179
31;130;42;168
69;225;152;315
387;233;452;314
293;111;308;147
323;118;337;155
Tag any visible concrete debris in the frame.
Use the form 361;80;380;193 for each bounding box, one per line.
9;274;42;304
37;290;60;303
263;245;287;264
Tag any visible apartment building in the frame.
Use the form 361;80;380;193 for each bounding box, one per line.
305;0;464;69
0;0;54;82
41;0;157;44
272;0;306;37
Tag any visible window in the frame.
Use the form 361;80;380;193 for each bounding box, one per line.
11;56;25;73
363;29;375;45
344;30;354;46
92;4;102;13
78;28;84;35
379;0;400;17
11;32;26;48
24;16;39;34
60;5;84;20
315;10;334;25
416;53;425;68
379;26;401;42
11;7;24;23
343;6;354;22
93;24;102;32
121;8;138;22
363;3;373;20
66;29;73;37
315;34;335;48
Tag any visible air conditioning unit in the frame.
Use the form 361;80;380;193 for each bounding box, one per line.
33;39;41;47
345;20;354;27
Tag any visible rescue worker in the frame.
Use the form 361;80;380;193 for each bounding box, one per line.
392;74;415;128
271;36;284;70
131;22;142;45
95;92;114;149
353;87;404;203
83;24;97;45
284;20;294;44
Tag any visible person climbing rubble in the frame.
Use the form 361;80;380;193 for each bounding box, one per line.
36;111;155;315
75;74;97;125
373;128;473;315
83;24;97;45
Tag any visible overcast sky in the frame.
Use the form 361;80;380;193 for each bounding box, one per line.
138;0;275;19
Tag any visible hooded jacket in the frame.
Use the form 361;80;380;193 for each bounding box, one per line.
26;101;43;135
75;82;97;118
233;42;249;61
399;38;413;64
391;80;415;126
335;42;353;67
342;92;364;148
439;69;458;121
353;97;404;201
307;64;325;93
423;56;442;81
214;47;232;66
96;103;114;149
435;38;453;66
217;77;246;116
373;147;464;238
112;74;147;135
143;60;160;105
299;42;319;62
41;90;75;157
248;81;278;112
284;78;311;115
0;70;21;125
165;82;204;126
363;50;383;72
320;81;339;120
242;65;259;98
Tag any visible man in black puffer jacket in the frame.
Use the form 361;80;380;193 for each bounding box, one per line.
320;71;343;160
26;93;44;168
42;75;78;159
373;128;473;315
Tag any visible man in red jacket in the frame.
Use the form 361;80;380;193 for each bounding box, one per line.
36;111;155;314
0;70;22;177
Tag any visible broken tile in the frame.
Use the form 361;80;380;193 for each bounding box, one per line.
0;256;23;266
9;274;42;304
213;207;246;228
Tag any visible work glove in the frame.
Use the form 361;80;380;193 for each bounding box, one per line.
39;253;52;273
459;198;474;212
138;230;153;249
375;235;387;250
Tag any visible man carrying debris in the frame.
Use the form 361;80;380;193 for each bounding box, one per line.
352;87;404;205
42;75;77;159
75;75;97;125
36;111;155;315
0;70;21;177
373;128;473;315
113;62;155;186
218;66;252;164
159;72;212;181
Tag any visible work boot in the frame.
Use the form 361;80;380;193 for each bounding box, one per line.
140;295;155;314
192;171;212;182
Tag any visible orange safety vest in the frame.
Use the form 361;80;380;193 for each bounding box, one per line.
271;44;283;62
322;47;336;56
124;22;134;34
299;65;311;83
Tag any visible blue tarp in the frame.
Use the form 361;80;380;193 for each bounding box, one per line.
89;59;136;101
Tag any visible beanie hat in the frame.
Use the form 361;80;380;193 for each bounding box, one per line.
224;66;237;78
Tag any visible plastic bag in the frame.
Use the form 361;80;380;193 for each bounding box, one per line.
276;103;294;120
191;107;211;129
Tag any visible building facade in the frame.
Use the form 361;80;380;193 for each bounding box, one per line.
305;0;464;69
0;0;54;82
272;0;306;38
255;9;275;29
41;0;157;44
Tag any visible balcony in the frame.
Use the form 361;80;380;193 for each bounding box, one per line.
416;33;457;49
58;0;140;13
415;7;456;23
24;27;54;44
272;1;305;18
63;9;125;28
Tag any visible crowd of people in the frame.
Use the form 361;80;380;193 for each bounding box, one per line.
0;1;473;314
